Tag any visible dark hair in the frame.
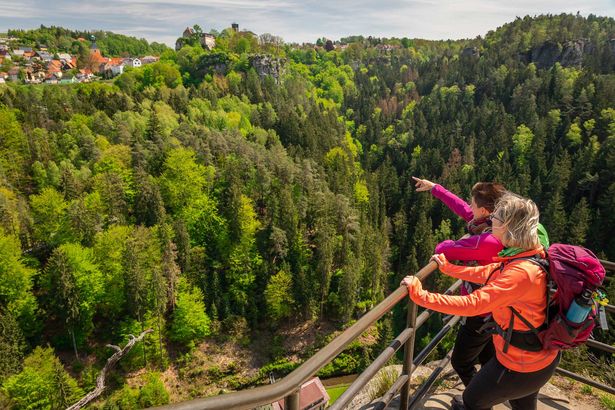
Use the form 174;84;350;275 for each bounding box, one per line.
471;182;507;212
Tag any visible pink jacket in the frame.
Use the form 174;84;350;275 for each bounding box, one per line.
431;184;503;266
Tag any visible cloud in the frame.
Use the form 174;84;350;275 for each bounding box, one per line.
0;0;613;46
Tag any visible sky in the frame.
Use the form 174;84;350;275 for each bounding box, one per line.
0;0;614;47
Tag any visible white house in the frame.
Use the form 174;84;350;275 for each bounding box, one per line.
57;53;72;62
126;58;141;68
111;64;125;76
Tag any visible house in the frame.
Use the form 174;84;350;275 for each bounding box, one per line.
176;27;216;51
182;27;195;38
110;63;125;76
44;72;61;84
47;60;63;77
57;53;72;62
140;55;159;65
12;49;25;57
109;57;124;66
60;76;77;84
61;59;76;71
376;44;400;52
77;68;95;82
106;57;125;76
125;58;141;68
8;66;20;81
25;68;45;84
201;33;216;50
89;43;109;72
260;378;330;410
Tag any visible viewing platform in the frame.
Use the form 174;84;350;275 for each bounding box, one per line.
153;259;615;410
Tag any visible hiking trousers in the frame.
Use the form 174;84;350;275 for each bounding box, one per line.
451;315;495;387
462;352;561;410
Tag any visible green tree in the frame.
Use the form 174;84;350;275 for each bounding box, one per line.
0;107;28;188
43;243;103;358
0;230;37;336
2;347;83;410
0;309;26;384
137;372;169;408
169;278;211;349
93;225;132;320
264;269;294;322
159;148;214;213
29;187;74;246
122;227;166;366
567;197;591;245
512;124;534;168
227;195;263;317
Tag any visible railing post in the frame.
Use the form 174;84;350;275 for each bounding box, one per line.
284;390;300;410
400;296;418;409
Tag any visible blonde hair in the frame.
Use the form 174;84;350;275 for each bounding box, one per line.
493;193;541;250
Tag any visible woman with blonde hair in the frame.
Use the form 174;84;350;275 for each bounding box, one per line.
402;193;559;410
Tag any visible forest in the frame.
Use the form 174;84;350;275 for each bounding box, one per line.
0;13;614;409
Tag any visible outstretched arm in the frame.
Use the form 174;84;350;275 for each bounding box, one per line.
412;176;473;221
430;184;474;222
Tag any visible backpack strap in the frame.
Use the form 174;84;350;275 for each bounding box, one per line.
484;255;550;353
509;307;540;335
486;309;544;353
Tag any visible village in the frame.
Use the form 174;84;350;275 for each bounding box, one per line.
0;35;159;85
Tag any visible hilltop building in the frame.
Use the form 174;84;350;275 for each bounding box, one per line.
176;26;216;51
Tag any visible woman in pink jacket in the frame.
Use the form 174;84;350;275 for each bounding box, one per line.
412;177;506;387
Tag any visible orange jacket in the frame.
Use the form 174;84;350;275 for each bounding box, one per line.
410;248;558;373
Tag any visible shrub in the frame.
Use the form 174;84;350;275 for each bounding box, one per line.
137;372;169;408
368;366;399;401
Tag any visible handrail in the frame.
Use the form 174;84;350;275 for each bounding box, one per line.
600;259;615;272
329;281;462;410
153;262;439;410
152;257;614;410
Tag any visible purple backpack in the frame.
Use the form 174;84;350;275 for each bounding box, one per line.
501;244;607;352
537;244;606;350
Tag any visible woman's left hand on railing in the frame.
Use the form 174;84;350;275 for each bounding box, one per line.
400;275;423;298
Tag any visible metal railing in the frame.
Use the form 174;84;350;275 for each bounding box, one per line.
153;258;615;410
153;260;444;410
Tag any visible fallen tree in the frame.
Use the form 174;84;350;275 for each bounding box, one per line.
66;329;153;410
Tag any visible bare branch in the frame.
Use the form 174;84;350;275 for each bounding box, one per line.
66;329;153;410
106;344;121;353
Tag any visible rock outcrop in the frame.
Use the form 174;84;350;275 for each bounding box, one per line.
461;47;480;59
525;38;597;68
249;55;286;83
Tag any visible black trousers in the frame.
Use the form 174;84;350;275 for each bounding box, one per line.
462;352;561;410
451;316;495;387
